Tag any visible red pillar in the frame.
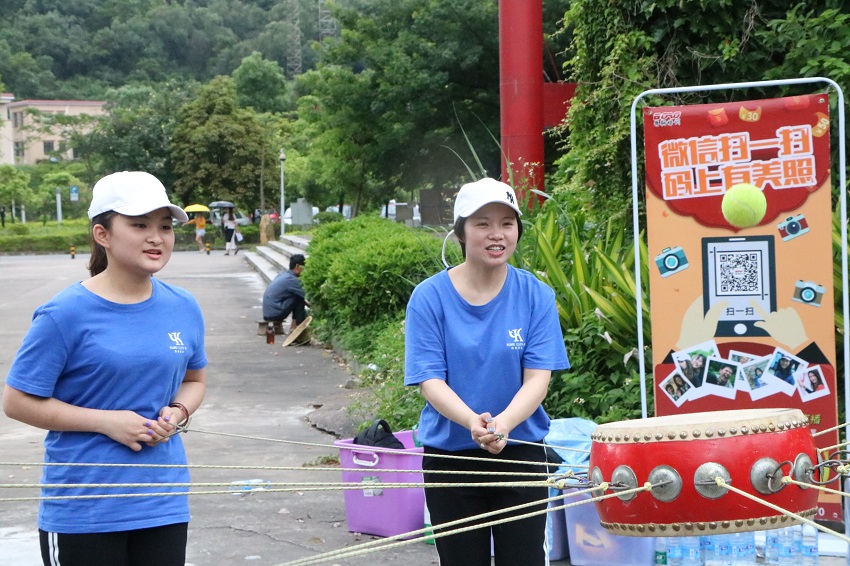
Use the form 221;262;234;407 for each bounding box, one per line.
499;0;544;199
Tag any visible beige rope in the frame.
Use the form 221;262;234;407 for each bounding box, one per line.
277;487;592;565
812;422;848;437
281;482;655;565
715;477;850;545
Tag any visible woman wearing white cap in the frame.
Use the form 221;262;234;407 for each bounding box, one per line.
2;171;207;565
404;178;570;564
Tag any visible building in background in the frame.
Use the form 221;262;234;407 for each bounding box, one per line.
0;93;14;165
2;97;105;165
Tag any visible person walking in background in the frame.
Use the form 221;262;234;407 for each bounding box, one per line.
184;211;207;253
263;254;308;329
2;171;207;566
221;207;240;255
404;177;570;565
0;205;6;228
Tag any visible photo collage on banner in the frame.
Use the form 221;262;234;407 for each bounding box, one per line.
643;94;840;521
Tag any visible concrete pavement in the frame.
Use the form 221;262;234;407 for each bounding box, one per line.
0;251;437;565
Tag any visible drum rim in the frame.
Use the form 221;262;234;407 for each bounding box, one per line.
591;408;807;443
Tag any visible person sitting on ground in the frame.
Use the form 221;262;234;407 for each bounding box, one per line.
262;254;308;331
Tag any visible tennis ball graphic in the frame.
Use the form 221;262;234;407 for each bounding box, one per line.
722;183;767;228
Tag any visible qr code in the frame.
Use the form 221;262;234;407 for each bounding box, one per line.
717;252;762;294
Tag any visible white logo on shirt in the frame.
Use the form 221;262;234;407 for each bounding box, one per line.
169;332;187;354
507;328;524;351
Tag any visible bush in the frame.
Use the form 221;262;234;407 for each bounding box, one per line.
8;224;30;235
314;211;344;224
303;216;449;349
351;317;426;431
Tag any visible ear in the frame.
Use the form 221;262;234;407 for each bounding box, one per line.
91;223;110;248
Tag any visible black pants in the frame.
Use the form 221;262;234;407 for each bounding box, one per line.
423;442;548;566
266;297;306;327
39;523;187;566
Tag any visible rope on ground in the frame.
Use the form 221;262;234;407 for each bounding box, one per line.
281;481;655;566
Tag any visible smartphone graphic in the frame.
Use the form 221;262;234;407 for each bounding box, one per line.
702;235;776;337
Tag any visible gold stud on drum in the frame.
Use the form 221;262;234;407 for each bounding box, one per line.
750;457;781;495
793;453;814;488
612;465;639;501
648;465;682;502
694;462;731;499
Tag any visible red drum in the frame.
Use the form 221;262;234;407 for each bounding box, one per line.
588;408;818;536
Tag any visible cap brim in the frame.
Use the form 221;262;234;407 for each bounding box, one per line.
455;200;522;222
113;203;189;223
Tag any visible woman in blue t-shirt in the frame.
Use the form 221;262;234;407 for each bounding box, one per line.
2;171;207;566
405;178;570;565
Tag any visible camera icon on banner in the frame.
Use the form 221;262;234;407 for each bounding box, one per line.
777;214;809;241
655;246;689;278
792;280;825;307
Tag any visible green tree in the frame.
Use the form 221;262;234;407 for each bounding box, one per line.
295;0;504;207
169;75;270;208
232;51;290;114
87;82;195;188
0;165;36;219
553;0;850;224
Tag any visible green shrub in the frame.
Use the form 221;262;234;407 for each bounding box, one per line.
303;217;449;343
351;316;426;431
8;224;30;235
315;211;344;224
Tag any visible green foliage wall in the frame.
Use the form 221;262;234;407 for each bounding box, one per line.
555;0;850;224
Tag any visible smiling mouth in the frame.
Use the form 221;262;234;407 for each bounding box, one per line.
144;249;162;256
486;245;505;252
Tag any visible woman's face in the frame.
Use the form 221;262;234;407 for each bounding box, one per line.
673;375;685;386
809;371;820;385
461;202;518;268
96;207;175;277
691;354;704;369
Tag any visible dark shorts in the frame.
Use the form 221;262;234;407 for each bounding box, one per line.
39;523;187;566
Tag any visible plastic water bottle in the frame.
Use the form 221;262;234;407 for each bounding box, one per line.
765;528;780;564
743;530;756;564
681;536;701;565
701;535;716;565
716;533;733;565
777;527;794;565
792;524;803;558
656;537;669;565
666;536;683;566
801;523;819;565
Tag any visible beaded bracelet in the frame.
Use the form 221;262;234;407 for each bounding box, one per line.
168;402;190;426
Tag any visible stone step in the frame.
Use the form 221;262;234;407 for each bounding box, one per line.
278;233;311;252
256;245;290;271
268;239;308;260
242;251;278;284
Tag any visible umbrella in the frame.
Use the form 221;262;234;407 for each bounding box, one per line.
184;204;210;213
209;200;235;208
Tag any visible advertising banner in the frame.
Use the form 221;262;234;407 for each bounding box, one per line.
643;94;840;521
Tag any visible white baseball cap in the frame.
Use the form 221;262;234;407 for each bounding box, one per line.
88;171;188;222
453;177;522;223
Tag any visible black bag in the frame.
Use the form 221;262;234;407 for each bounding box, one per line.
353;419;404;449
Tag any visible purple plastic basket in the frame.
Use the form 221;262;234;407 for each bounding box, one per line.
334;430;425;538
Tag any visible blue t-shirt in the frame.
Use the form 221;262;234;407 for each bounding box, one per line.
5;278;207;534
404;265;570;451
